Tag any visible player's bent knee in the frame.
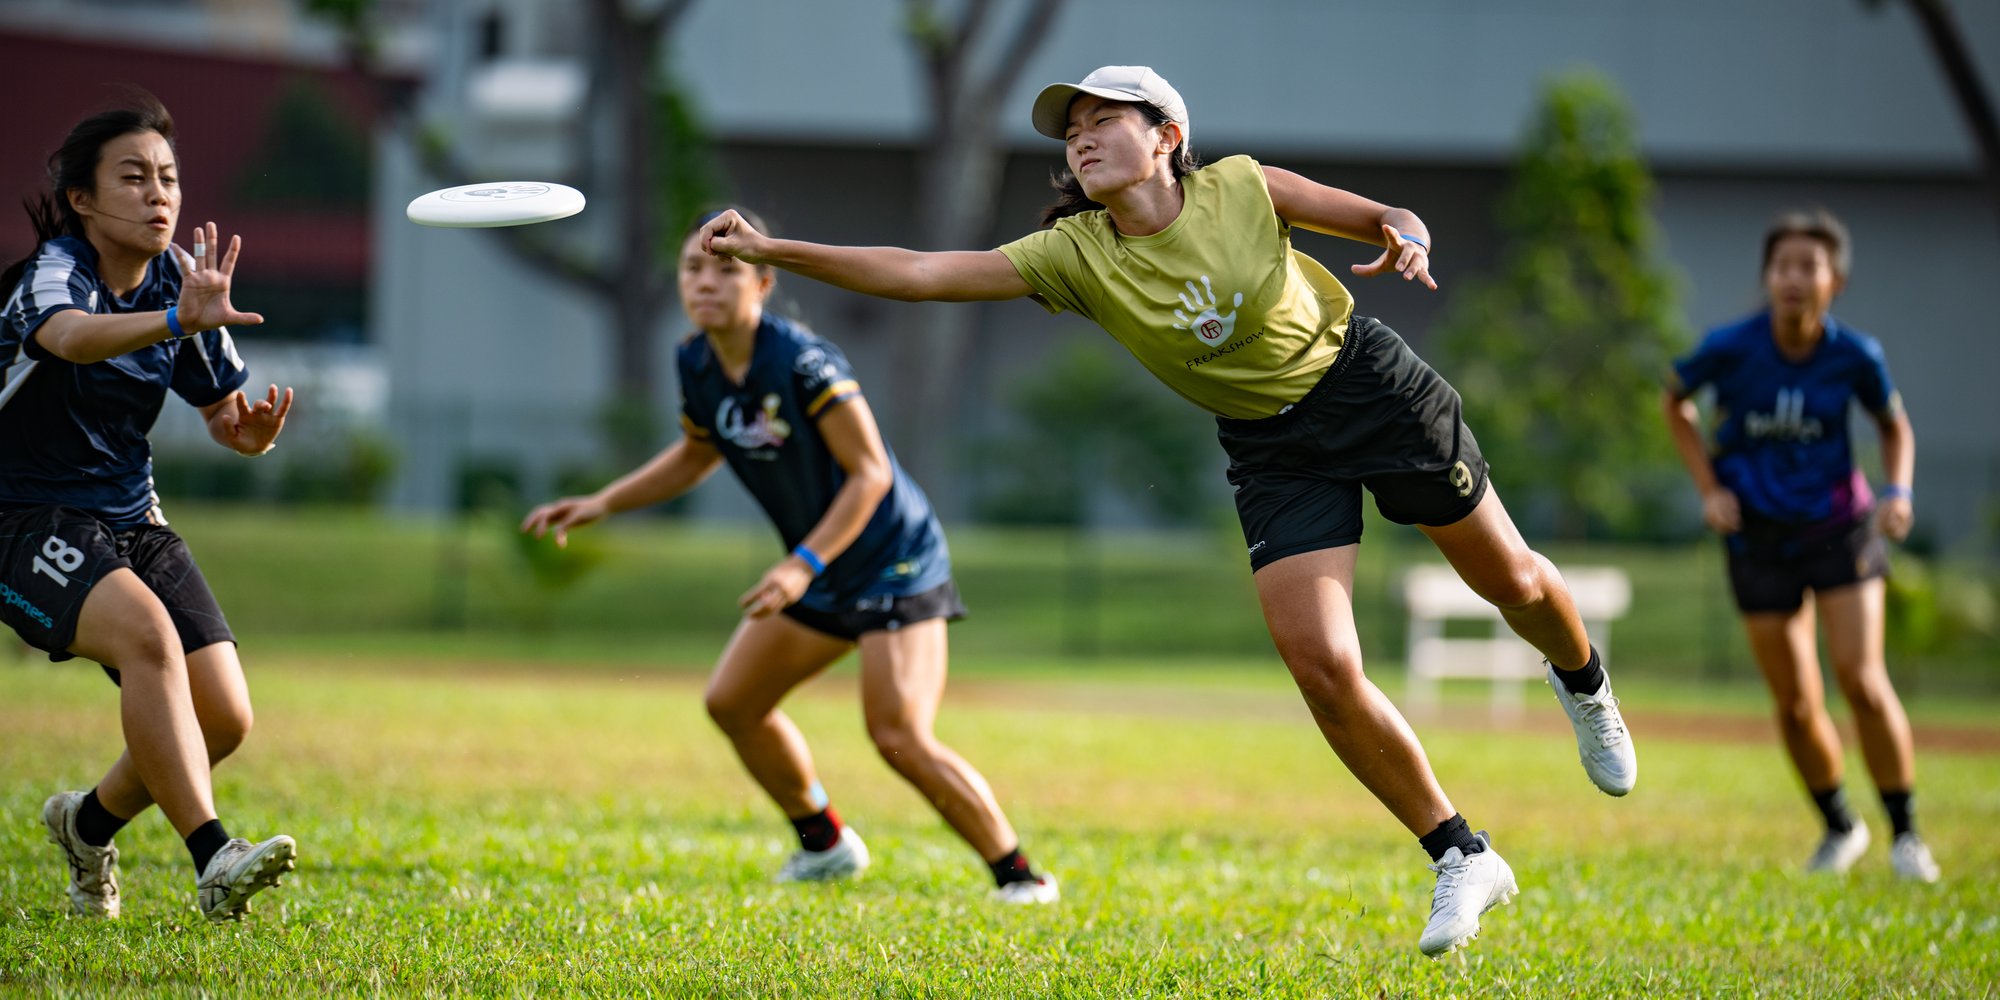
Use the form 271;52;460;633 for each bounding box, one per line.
205;703;254;760
1283;650;1369;714
1476;560;1546;610
703;689;767;735
866;721;930;766
1774;697;1820;733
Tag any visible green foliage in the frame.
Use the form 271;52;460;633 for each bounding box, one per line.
232;79;371;210
274;428;399;506
1435;71;1688;539
650;66;726;261
1886;554;2000;656
971;338;1213;526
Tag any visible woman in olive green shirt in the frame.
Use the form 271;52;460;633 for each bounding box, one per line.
696;65;1637;958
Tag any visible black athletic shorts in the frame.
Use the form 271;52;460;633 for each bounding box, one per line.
1216;315;1489;571
0;505;234;681
781;579;967;642
1725;513;1889;614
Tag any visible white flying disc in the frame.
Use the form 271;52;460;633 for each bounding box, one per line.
406;181;586;228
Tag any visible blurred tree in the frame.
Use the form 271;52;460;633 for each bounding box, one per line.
233;77;372;210
1433;72;1687;541
973;338;1211;527
1863;0;2000;228
891;0;1067;500
308;0;721;466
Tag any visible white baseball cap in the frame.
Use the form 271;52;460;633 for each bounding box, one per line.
1030;65;1189;141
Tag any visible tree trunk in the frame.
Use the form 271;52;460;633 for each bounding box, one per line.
596;0;669;404
1891;0;2000;228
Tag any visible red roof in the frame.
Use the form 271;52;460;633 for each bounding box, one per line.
0;28;385;285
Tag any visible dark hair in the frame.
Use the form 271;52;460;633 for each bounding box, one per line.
682;205;776;275
1;89;177;300
1761;207;1851;280
1039;101;1201;226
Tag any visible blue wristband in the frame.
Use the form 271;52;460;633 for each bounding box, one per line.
792;544;825;576
1879;484;1912;502
164;305;186;339
1398;232;1429;251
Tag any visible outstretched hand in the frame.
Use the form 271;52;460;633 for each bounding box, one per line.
1350;224;1437;290
171;221;264;332
209;384;293;456
698;210;773;265
738;556;814;619
521;495;610;549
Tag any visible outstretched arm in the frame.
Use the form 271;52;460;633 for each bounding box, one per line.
33;222;264;365
699;210;1031;303
1263;166;1436;290
521;436;724;547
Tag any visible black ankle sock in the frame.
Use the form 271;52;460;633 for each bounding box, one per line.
75;789;130;848
987;846;1038;887
791;807;843;852
1418;814;1484;862
1550;647;1606;696
185;819;230;875
1810;786;1856;835
1880;789;1915;838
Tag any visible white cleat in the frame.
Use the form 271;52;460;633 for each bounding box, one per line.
197;835;297;923
775;826;870;883
1548;667;1638;796
1805;821;1870;875
995;874;1060;905
42;791;119;919
1418;832;1518;958
1889;832;1940;883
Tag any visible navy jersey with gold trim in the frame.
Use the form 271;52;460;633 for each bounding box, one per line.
677;315;950;610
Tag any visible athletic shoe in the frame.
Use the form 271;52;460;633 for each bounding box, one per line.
995;874;1060;904
775;826;870;883
1418;832;1518;958
196;835;297;923
1890;832;1941;883
41;791;119;919
1547;666;1638;796
1805;821;1870;875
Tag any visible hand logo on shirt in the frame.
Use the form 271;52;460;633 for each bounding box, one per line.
1172;276;1244;346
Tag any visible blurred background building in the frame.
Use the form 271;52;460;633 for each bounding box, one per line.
2;0;1996;549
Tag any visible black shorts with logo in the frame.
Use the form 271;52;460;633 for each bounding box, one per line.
0;505;235;680
782;579;967;642
1725;513;1889;614
1216;316;1490;572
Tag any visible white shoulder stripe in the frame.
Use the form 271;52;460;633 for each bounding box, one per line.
27;244;81;312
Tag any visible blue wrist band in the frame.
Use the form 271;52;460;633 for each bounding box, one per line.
1879;484;1912;502
1398;232;1429;251
792;544;825;576
164;306;186;339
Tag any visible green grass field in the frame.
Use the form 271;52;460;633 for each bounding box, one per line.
4;649;1997;997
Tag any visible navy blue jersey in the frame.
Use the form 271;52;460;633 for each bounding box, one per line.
1670;311;1897;525
677;315;950;610
0;236;249;526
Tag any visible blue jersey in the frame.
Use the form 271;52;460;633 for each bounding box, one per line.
677;315;951;611
1670;311;1897;525
0;236;249;527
